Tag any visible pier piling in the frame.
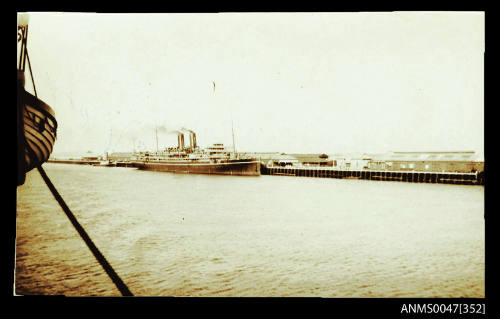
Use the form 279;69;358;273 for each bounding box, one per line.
261;164;482;185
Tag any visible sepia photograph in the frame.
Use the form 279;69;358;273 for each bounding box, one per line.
16;11;485;300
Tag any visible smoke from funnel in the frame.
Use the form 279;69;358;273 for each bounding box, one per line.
153;125;198;150
157;125;183;135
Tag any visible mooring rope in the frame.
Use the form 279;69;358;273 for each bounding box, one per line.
35;164;134;296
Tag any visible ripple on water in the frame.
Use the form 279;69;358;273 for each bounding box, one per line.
15;164;485;297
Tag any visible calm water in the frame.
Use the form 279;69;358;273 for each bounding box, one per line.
15;163;484;297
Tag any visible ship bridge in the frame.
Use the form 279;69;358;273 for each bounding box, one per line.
205;143;234;158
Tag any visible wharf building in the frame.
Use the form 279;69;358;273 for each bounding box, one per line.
259;151;484;185
107;152;134;162
261;151;483;174
366;151;484;173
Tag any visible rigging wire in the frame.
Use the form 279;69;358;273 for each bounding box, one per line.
25;50;37;98
35;163;133;296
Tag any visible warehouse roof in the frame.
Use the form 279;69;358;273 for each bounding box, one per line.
289;154;332;163
370;152;483;162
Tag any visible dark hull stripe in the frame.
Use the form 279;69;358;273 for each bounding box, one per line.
25;153;31;170
137;161;259;166
19;89;57;173
23;90;56;118
136;161;261;176
24;119;56;146
25;138;45;171
24;120;56;149
24;105;57;130
25;132;49;162
24;122;54;155
25;104;48;120
24;128;50;167
24;114;57;140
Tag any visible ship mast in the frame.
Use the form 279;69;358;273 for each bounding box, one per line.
155;127;159;152
231;118;237;156
213;80;237;157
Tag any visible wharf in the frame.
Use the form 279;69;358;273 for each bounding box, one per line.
47;159;100;165
114;162;136;167
261;165;484;185
47;159;136;167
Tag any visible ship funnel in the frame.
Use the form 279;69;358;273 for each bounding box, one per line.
180;133;185;150
187;131;197;149
192;132;197;149
189;133;194;149
180;128;197;150
177;133;183;150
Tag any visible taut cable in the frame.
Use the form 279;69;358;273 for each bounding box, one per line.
35;164;134;296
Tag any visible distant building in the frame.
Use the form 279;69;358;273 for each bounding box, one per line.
290;154;333;167
81;156;99;161
368;151;484;173
240;152;281;166
108;152;134;162
366;155;387;170
346;158;371;170
253;150;484;174
267;154;300;167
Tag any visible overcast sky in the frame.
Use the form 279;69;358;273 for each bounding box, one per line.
20;12;484;156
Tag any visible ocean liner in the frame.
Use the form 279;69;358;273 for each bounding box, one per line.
132;130;260;176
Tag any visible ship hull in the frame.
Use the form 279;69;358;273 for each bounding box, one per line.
134;160;261;176
22;89;58;172
17;70;58;185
